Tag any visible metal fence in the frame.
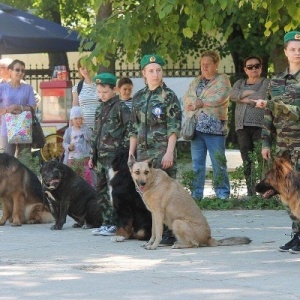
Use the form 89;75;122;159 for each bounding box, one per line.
24;63;237;95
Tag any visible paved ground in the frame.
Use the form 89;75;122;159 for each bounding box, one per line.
1;209;300;300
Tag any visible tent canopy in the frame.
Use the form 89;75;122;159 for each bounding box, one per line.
0;3;81;54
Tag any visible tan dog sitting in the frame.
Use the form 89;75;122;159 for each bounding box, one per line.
128;156;251;250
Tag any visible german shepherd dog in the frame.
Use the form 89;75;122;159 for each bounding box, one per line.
41;160;103;230
0;153;53;226
109;149;152;242
256;152;300;220
128;156;251;250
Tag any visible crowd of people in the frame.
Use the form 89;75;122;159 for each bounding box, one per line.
0;30;300;251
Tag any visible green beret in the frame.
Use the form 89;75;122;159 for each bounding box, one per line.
93;72;117;85
140;54;166;69
284;31;300;43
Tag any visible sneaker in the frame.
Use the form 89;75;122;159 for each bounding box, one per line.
91;225;108;236
278;233;300;252
289;245;300;254
99;225;117;236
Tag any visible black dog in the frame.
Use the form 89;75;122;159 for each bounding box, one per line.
109;149;152;242
41;160;103;230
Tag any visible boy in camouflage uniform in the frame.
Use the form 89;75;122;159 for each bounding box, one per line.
129;54;182;245
260;31;300;253
88;73;131;236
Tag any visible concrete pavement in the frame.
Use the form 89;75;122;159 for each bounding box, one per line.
1;209;300;300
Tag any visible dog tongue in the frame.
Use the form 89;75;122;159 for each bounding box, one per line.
50;179;60;185
263;190;273;198
139;186;145;193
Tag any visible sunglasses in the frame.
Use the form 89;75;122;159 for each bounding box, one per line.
13;68;25;73
246;64;261;70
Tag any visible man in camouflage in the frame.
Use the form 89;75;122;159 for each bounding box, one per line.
88;73;131;236
129;54;182;245
261;31;300;253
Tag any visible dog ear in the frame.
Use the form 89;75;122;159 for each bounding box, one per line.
127;154;136;169
147;158;154;168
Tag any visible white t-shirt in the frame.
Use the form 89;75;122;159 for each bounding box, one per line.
72;81;100;130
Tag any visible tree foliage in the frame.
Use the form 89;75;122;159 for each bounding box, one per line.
3;0;300;72
81;0;300;69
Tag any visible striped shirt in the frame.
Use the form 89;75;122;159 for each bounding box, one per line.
72;81;100;130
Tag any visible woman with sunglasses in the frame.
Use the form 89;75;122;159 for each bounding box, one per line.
230;56;270;197
0;59;36;157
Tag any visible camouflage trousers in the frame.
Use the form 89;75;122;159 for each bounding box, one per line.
94;155;116;226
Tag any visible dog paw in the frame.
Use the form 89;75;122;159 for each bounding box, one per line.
11;223;22;227
82;224;92;229
111;235;126;243
145;244;157;250
51;225;62;230
72;223;83;228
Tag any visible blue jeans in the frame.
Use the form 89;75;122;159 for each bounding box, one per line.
191;130;230;199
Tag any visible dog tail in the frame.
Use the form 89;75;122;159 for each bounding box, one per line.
25;204;54;224
216;237;252;246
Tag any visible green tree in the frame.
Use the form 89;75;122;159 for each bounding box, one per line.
82;0;299;70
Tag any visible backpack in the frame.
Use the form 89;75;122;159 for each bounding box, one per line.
77;79;84;96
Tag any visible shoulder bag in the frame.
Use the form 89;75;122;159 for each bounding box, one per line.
180;111;197;141
5;111;32;144
30;106;46;148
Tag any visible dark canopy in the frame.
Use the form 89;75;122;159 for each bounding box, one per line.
0;3;81;54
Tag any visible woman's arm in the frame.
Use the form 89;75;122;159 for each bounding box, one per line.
161;133;177;169
230;79;244;102
182;77;199;113
129;136;137;159
72;92;79;106
202;74;231;108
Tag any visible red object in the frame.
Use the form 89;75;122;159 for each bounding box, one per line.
40;80;72;89
40;80;72;123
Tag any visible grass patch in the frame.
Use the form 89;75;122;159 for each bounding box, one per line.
196;195;284;210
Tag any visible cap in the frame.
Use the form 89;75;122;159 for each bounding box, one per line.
70;106;83;119
93;72;117;85
140;54;166;69
284;31;300;43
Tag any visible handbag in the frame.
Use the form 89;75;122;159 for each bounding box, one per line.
30;106;46;148
5;111;32;144
197;111;227;136
180;112;197;141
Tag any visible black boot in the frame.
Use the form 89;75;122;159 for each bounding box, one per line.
159;228;176;246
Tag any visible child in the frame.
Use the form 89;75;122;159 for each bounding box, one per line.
117;77;133;110
62;106;93;186
88;73;131;236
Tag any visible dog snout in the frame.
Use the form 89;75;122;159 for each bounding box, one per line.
139;181;146;187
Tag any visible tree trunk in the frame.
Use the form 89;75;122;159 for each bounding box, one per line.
96;2;115;74
48;53;69;73
271;46;287;74
42;1;69;73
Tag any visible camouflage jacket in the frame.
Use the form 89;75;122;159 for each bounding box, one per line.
90;96;131;159
262;68;300;156
129;83;182;154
